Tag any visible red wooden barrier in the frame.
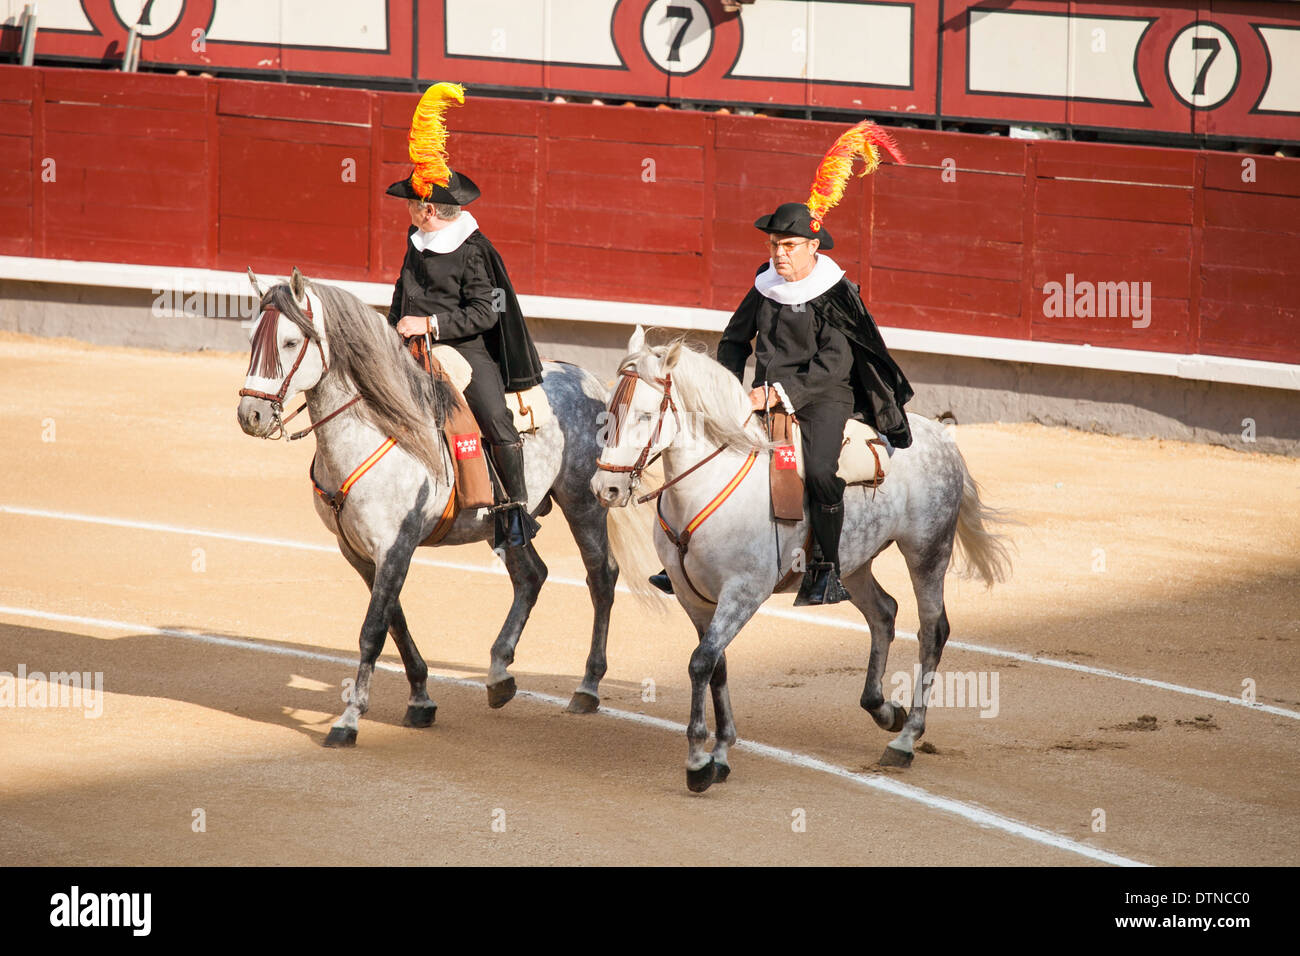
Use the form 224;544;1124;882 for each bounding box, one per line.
1;65;1296;365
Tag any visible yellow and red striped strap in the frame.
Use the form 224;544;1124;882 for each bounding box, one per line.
339;437;398;496
657;451;757;538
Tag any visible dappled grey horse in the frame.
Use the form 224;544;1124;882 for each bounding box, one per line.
595;328;1012;792
236;268;618;746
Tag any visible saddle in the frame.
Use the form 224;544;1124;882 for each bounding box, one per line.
766;410;889;521
420;343;554;435
406;340;492;509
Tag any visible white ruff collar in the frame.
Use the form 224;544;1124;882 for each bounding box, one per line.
410;210;479;254
754;254;845;305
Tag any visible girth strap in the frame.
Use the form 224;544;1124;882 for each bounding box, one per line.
655;450;758;605
310;437;398;517
311;437;459;545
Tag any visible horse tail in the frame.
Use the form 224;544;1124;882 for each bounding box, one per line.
952;447;1016;588
604;499;669;611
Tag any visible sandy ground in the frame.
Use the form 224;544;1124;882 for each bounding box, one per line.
0;331;1297;866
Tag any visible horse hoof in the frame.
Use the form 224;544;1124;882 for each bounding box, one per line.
566;692;600;714
403;703;437;728
714;762;731;784
324;726;357;748
877;745;913;768
486;677;517;709
686;758;717;793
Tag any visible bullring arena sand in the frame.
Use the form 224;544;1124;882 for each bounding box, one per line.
0;330;1296;866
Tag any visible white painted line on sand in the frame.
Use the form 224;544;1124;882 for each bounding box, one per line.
0;603;1147;867
4;503;1295;721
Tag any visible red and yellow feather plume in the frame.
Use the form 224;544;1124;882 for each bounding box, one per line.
408;82;466;200
806;120;905;230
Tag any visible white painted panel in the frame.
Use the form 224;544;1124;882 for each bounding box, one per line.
729;0;808;80
733;0;911;85
446;0;619;66
807;2;911;86
970;11;1068;97
1257;27;1300;113
544;0;621;66
207;0;388;51
447;0;545;61
1066;17;1147;103
1;0;94;31
970;11;1144;103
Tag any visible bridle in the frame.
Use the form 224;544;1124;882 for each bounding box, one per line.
238;291;358;441
596;366;729;504
596;367;680;490
597;363;756;605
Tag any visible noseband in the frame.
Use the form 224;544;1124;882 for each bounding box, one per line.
595;368;680;488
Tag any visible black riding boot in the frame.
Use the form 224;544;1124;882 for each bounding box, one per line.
794;501;850;606
489;440;540;551
649;569;674;594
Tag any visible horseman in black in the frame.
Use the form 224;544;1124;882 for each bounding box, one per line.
649;121;912;606
385;83;544;553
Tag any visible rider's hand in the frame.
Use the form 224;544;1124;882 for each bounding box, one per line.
749;387;777;411
396;315;430;339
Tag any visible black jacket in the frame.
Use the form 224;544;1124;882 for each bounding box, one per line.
717;272;914;448
387;226;544;392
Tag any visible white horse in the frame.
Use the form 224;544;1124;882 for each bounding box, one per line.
237;268;622;746
594;328;1012;792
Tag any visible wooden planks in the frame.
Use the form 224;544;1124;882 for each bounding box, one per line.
1199;153;1300;364
0;66;1296;367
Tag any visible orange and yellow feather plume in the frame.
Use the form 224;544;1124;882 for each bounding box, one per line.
408;82;466;200
806;120;905;228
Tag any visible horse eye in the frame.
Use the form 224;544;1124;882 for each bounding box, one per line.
284;339;299;349
638;412;652;422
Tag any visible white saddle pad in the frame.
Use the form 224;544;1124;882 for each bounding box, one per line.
428;346;552;434
791;418;890;486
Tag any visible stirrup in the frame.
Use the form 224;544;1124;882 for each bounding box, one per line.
793;563;849;606
493;502;539;550
649;569;674;595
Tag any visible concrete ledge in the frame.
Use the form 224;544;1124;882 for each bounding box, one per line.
2;254;1297;393
1;266;1295;458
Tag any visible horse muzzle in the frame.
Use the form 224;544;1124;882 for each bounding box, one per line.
590;471;633;508
237;394;283;439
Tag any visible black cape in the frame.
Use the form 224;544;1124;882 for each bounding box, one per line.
469;232;544;392
388;227;544;393
719;273;914;448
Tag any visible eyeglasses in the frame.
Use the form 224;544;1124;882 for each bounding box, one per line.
766;238;811;256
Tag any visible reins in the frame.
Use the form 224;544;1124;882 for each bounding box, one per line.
598;366;758;604
240;294;456;543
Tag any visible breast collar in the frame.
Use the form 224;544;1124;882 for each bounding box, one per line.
410;210;480;254
754;254;845;305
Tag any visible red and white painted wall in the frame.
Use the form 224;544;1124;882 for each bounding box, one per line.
3;0;1298;146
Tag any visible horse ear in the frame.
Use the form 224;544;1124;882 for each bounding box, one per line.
290;266;306;301
628;324;645;355
246;268;264;298
662;339;683;371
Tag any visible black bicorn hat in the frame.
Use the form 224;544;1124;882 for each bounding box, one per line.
753;201;834;250
385;169;481;205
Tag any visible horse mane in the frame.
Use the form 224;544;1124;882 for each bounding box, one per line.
261;281;454;484
622;335;768;453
